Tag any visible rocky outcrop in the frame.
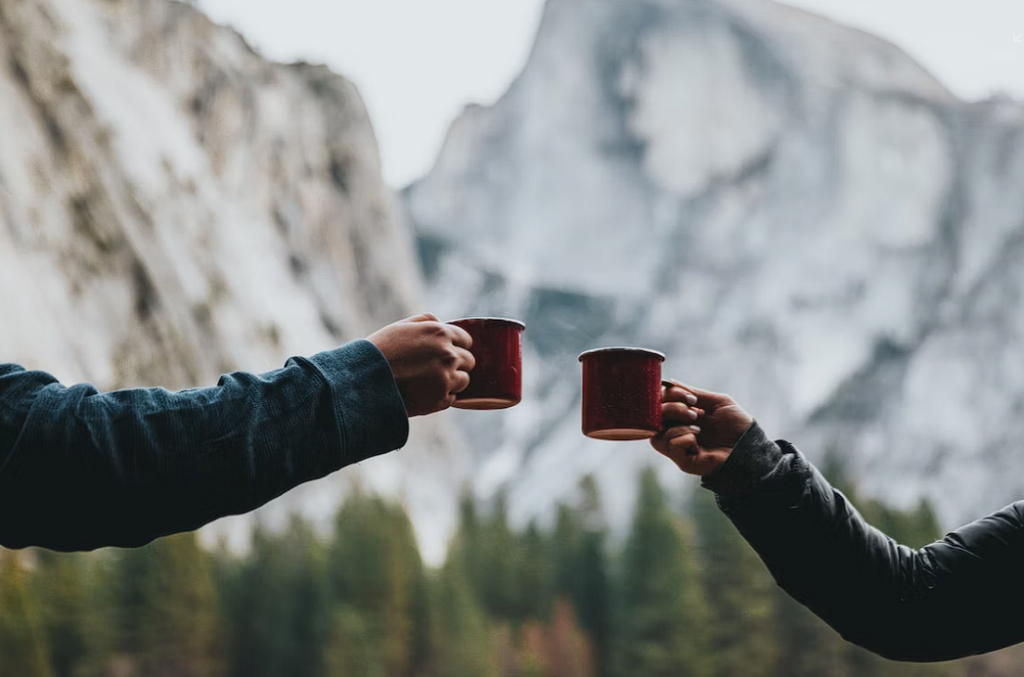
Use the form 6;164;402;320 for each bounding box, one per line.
405;0;1024;530
0;0;465;561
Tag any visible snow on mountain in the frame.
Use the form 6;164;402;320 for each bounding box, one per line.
6;0;1024;559
405;0;1024;533
0;0;466;563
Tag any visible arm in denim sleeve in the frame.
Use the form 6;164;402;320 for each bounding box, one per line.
0;339;409;551
701;423;1024;662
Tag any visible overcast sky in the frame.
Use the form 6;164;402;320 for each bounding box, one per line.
198;0;1024;188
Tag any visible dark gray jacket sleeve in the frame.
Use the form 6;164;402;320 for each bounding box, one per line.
0;339;409;551
702;422;1024;662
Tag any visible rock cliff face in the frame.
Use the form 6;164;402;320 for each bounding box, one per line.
7;0;1024;553
0;0;465;561
405;0;1024;531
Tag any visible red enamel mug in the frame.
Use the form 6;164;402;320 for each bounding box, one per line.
578;347;666;440
448;317;525;410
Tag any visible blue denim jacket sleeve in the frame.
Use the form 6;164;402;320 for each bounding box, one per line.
0;339;409;551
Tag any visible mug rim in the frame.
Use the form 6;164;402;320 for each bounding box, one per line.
578;346;666;362
448;317;526;329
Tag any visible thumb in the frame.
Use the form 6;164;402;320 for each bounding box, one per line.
406;312;440;323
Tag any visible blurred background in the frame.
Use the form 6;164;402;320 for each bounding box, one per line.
2;0;1024;675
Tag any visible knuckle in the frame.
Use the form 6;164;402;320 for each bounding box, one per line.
449;370;467;389
421;322;447;339
669;435;691;450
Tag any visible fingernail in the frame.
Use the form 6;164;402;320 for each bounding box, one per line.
688;408;699;421
685;393;697;405
688;425;701;433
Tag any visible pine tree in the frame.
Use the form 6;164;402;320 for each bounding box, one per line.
328;492;427;677
429;555;497;677
458;487;520;618
455;489;483;600
573;475;610;675
450;489;521;622
547;476;611;675
611;468;711;677
691;486;779;677
489;622;519;677
551;503;582;611
67;550;124;677
545;599;597;677
519;620;550;677
30;549;92;677
322;605;388;677
515;522;553;623
222;517;330;677
112;532;222;677
772;586;854;677
0;550;54;677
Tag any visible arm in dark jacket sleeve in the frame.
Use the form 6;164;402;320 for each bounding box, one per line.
0;339;409;551
702;423;1024;662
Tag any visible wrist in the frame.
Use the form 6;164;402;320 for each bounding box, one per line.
699;421;781;497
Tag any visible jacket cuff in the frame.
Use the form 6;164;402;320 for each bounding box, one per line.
700;421;783;497
306;339;410;464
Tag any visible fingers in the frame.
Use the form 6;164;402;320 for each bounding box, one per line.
661;401;698;425
650;425;704;474
662;378;734;410
663;425;701;454
446;323;473;350
676;383;731;409
449;369;471;395
394;313;474;354
650;425;699;466
662;383;698;406
452;346;476;372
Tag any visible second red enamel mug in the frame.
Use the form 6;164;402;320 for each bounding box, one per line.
578;347;666;440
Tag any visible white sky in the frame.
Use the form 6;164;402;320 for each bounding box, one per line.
198;0;1024;188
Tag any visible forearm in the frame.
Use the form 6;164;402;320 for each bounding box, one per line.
0;340;408;551
704;424;1024;661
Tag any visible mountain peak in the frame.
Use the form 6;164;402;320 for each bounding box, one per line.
405;0;1024;532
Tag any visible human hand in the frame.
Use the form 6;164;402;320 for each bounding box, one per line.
366;313;475;417
650;380;754;476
